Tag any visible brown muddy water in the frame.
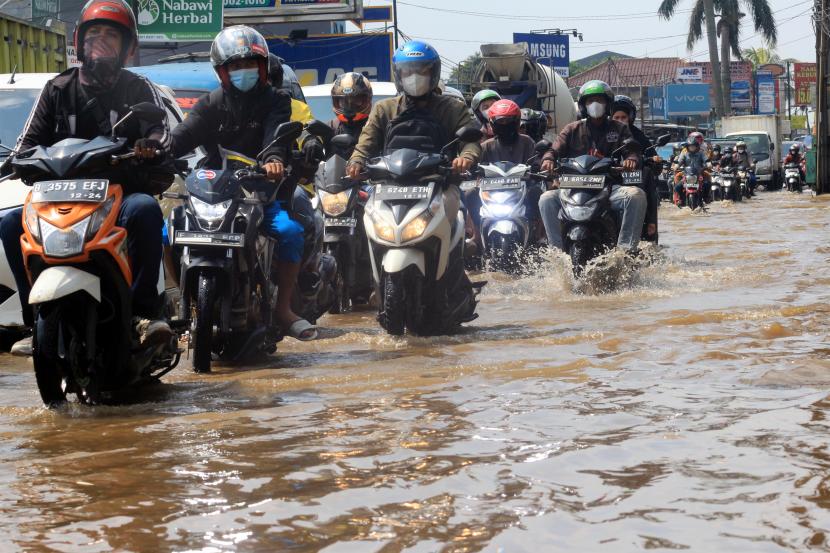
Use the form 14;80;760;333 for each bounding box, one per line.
2;191;830;552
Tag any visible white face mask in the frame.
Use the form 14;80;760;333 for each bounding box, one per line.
401;73;432;97
586;102;605;119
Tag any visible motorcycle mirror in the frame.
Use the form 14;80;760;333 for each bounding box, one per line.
534;139;552;153
611;138;637;158
306;119;334;141
271;121;304;146
130;102;166;123
331;134;357;150
656;134;672;147
456;126;483;143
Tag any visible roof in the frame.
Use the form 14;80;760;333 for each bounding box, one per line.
303;81;398;98
0;73;57;90
569;57;684;88
572;51;632;68
128;62;219;92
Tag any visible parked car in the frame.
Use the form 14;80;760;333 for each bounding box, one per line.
303;81;398;123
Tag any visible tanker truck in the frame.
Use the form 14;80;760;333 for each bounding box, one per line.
471;42;578;137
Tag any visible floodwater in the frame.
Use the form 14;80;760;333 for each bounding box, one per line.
2;191;830;552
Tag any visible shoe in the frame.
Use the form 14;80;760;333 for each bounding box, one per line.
133;318;174;348
10;335;32;357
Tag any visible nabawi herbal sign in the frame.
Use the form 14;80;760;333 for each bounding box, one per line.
136;0;224;42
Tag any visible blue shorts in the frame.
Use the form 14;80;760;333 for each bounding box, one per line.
263;201;304;263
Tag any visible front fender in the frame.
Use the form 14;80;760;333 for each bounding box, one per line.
29;266;101;304
567;225;590;242
382;248;425;277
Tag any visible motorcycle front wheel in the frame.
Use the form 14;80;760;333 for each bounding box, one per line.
489;233;518;273
32;304;66;406
192;273;217;374
569;241;592;276
327;243;350;315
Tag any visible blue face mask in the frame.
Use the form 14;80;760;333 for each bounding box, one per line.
229;68;259;92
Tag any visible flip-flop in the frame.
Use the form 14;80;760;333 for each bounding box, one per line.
287;319;318;341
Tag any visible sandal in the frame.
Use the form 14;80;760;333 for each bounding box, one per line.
287;318;318;341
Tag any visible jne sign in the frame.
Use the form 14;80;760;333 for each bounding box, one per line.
676;66;703;81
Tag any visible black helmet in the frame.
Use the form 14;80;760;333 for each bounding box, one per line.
713;144;721;152
520;108;547;141
723;146;734;155
210;25;270;91
611;95;637;122
268;53;284;89
790;143;800;154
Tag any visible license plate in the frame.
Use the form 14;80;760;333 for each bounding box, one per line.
559;175;605;189
32;179;108;203
685;184;699;190
621;171;642;186
375;183;434;201
325;217;357;228
174;231;245;248
479;177;522;191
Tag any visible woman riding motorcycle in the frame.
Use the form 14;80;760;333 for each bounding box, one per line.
471;89;501;141
0;0;174;356
170;26;319;341
611;95;658;240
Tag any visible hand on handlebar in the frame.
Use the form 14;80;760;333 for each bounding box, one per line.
263;161;284;181
347;161;365;180
452;157;473;175
541;159;555;173
134;138;163;160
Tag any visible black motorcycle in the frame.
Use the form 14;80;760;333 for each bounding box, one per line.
557;140;639;274
315;134;373;313
166;121;303;373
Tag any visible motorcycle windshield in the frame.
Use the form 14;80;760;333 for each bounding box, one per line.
368;149;443;179
315;155;350;193
187;168;238;204
13;136;128;179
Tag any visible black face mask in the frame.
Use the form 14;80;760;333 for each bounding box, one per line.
493;123;519;143
80;36;123;91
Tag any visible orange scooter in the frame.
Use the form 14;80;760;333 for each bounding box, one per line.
10;103;179;405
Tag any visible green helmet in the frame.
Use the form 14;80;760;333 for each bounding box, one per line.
577;80;614;117
471;89;501;113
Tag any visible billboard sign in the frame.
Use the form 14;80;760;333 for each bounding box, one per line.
136;0;224;42
794;62;817;106
226;0;363;24
731;80;752;109
648;85;666;119
32;0;59;20
756;70;776;115
513;32;569;77
665;84;711;116
267;32;393;85
676;66;703;81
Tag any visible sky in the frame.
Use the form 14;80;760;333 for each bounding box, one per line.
358;0;817;77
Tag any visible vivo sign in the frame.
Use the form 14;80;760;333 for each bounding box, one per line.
665;84;711;116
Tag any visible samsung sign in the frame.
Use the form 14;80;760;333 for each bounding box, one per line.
665;84;711;116
513;33;570;77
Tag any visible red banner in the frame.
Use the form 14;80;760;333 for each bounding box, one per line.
794;63;817;106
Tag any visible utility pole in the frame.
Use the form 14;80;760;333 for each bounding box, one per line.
786;61;792;123
817;0;828;194
392;0;399;49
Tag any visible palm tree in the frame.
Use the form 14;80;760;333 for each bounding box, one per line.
742;46;781;69
659;0;725;116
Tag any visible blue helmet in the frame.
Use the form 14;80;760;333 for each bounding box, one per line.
392;40;441;98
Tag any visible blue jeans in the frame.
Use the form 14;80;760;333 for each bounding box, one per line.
0;193;164;323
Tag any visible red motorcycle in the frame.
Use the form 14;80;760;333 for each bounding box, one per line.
674;166;705;210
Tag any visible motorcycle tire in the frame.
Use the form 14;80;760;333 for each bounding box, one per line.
569;242;592;276
733;185;742;202
192;273;216;374
328;245;350;315
686;194;696;210
490;233;518;273
32;305;67;406
380;272;406;336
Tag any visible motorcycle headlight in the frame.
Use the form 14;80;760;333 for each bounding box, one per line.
85;196;116;241
24;202;40;243
370;211;395;242
564;205;595;221
41;217;89;258
191;196;232;230
402;211;433;242
482;203;513;218
481;190;520;204
319;189;351;217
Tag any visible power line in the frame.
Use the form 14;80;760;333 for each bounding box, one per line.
397;1;693;22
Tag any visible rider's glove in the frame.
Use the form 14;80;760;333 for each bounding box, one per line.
134;138;164;161
302;138;324;165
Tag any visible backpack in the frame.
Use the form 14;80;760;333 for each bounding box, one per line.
383;105;447;155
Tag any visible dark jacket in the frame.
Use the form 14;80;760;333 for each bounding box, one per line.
480;134;536;165
542;118;640;164
733;150;754;170
171;84;292;168
630;125;653;156
14;67;170;194
327;118;366;159
630;124;657;226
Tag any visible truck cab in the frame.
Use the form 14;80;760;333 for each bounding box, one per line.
724;131;777;188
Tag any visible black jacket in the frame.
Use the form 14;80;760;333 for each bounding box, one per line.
171;84;292;168
630;124;657;227
12;68;170;194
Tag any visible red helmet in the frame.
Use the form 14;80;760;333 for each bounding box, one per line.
74;0;138;63
488;99;522;124
689;131;705;145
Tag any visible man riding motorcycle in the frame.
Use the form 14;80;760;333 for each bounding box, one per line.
0;0;174;356
672;136;708;207
169;26;320;341
538;80;644;253
733;140;756;196
784;144;806;183
465;99;540;250
327;71;373;158
611;94;658;240
471;89;501;141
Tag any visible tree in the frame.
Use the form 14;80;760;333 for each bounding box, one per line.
658;0;726;116
742;46;781;68
448;53;482;90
